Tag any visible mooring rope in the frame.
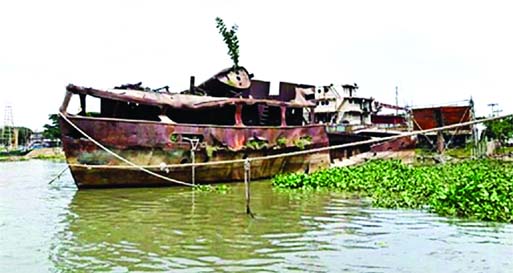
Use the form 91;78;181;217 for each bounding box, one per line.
60;111;513;184
48;166;70;184
59;112;196;187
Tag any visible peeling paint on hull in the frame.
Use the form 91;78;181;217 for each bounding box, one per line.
60;116;330;188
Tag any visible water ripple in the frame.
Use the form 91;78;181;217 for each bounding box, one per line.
1;161;513;272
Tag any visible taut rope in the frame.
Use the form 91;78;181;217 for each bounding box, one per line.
63;112;512;171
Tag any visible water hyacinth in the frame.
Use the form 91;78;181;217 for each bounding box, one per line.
272;159;513;223
194;184;231;194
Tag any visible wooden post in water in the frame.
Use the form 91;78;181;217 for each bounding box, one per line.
244;158;255;217
435;108;445;156
436;131;445;155
191;145;196;185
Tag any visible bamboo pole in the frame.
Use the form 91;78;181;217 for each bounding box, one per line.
244;158;255;218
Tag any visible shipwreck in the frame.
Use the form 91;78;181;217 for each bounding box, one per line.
59;67;331;188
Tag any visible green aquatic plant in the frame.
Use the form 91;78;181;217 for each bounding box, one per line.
273;159;513;223
429;160;513;222
194;184;231;194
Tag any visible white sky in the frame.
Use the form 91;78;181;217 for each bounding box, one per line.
1;0;512;130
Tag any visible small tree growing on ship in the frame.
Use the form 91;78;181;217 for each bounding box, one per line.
215;17;240;68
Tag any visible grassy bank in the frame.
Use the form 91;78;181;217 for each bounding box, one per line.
273;159;513;223
415;147;472;159
0;155;29;162
0;148;65;162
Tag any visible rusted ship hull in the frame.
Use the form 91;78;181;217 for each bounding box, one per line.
60;116;330;188
68;154;327;188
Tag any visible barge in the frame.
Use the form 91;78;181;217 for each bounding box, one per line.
59;67;330;188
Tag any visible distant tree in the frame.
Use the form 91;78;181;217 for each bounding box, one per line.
215;17;240;68
0;127;9;146
17;127;32;146
484;116;513;144
42;114;61;139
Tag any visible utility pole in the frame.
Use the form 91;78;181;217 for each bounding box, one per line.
3;105;14;150
395;86;399;116
488;103;498;117
470;97;479;158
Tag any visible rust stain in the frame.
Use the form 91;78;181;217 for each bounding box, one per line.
60;66;334;188
371;136;416;152
60;116;330;188
413;106;471;130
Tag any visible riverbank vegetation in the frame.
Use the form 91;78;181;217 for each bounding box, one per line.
0;155;29;162
0;148;65;162
273;159;513;223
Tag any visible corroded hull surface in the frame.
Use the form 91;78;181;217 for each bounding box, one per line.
60;116;330;188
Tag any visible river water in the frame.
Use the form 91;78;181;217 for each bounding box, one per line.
1;160;512;273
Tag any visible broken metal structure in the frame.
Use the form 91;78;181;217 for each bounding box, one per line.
412;103;473;150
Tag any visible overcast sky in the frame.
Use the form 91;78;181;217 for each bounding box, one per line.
1;0;512;130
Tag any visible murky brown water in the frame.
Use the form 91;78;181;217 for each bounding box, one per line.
1;160;512;272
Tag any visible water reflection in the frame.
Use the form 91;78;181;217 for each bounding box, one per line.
1;161;512;273
51;184;357;272
51;182;513;273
